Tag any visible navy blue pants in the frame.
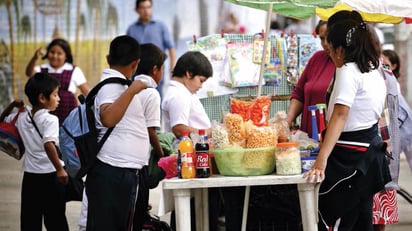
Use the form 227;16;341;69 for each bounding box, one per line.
20;172;68;231
86;160;139;231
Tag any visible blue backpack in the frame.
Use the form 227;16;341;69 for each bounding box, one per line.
60;77;131;179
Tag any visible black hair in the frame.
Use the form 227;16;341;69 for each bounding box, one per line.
315;20;327;35
24;73;60;107
107;35;141;66
42;38;73;64
382;49;400;78
136;0;152;8
270;21;280;30
327;18;380;73
135;43;167;75
172;51;213;79
327;10;363;28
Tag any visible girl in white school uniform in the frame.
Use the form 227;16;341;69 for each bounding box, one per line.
25;38;90;125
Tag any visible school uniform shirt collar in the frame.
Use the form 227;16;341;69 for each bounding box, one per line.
169;79;191;95
101;69;127;81
41;62;73;73
134;74;158;88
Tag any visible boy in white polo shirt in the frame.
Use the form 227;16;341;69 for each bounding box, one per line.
85;35;151;231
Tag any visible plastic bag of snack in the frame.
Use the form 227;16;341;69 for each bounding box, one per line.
230;98;253;121
211;121;230;149
269;111;290;142
230;96;271;127
248;96;271;127
224;113;246;147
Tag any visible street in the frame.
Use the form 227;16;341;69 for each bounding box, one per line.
0;152;411;230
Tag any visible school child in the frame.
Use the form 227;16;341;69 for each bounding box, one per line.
0;73;69;231
85;35;151;231
25;38;90;125
77;42;166;231
132;43;167;230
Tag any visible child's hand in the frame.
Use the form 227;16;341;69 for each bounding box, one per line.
12;99;24;108
56;168;69;185
129;79;148;94
33;47;44;59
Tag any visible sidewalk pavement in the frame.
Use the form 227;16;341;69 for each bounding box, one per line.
1;151;411;230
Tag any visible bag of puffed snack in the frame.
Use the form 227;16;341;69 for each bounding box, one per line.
224;113;246;147
246;125;278;148
230;98;253;121
248;96;271;127
211;122;230;149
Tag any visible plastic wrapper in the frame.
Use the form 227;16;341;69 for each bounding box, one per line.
230;96;271;127
269;111;290;142
224;113;246;147
157;154;177;179
211;122;230;149
245;125;278;148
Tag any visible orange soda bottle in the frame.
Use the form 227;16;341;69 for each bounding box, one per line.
179;131;196;179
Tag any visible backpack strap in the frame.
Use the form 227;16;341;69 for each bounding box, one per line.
85;77;132;106
85;77;132;152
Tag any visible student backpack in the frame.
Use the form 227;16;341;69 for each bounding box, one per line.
60;77;131;179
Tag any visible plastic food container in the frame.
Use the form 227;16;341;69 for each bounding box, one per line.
275;142;301;175
212;147;276;176
301;156;316;173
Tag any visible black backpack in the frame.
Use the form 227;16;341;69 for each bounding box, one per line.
60;77;131;179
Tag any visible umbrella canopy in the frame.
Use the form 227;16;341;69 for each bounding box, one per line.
224;0;338;19
225;0;412;23
317;0;412;24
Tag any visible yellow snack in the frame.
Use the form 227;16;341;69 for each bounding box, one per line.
224;113;246;147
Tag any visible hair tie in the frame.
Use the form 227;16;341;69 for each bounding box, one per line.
358;22;367;31
346;27;355;47
345;22;368;46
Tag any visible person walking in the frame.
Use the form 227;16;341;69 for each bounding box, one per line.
127;0;176;98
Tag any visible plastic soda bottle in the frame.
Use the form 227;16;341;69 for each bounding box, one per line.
179;131;196;179
196;129;210;178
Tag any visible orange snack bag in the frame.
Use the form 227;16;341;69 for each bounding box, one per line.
230;98;253;121
248;96;271;127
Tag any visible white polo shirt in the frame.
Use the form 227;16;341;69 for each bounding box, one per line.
135;74;161;128
327;62;386;132
94;69;150;169
8;108;63;173
162;80;211;132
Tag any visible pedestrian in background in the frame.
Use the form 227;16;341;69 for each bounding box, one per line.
25;38;90;126
127;0;176;98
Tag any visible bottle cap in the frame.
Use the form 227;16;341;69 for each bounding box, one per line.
198;129;205;135
181;130;189;137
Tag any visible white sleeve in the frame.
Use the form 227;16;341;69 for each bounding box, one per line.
68;66;87;93
168;94;191;128
140;89;161;128
333;66;358;107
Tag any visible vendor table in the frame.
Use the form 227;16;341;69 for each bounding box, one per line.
162;174;320;231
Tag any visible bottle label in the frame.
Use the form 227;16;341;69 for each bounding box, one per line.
182;152;195;167
196;151;209;168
